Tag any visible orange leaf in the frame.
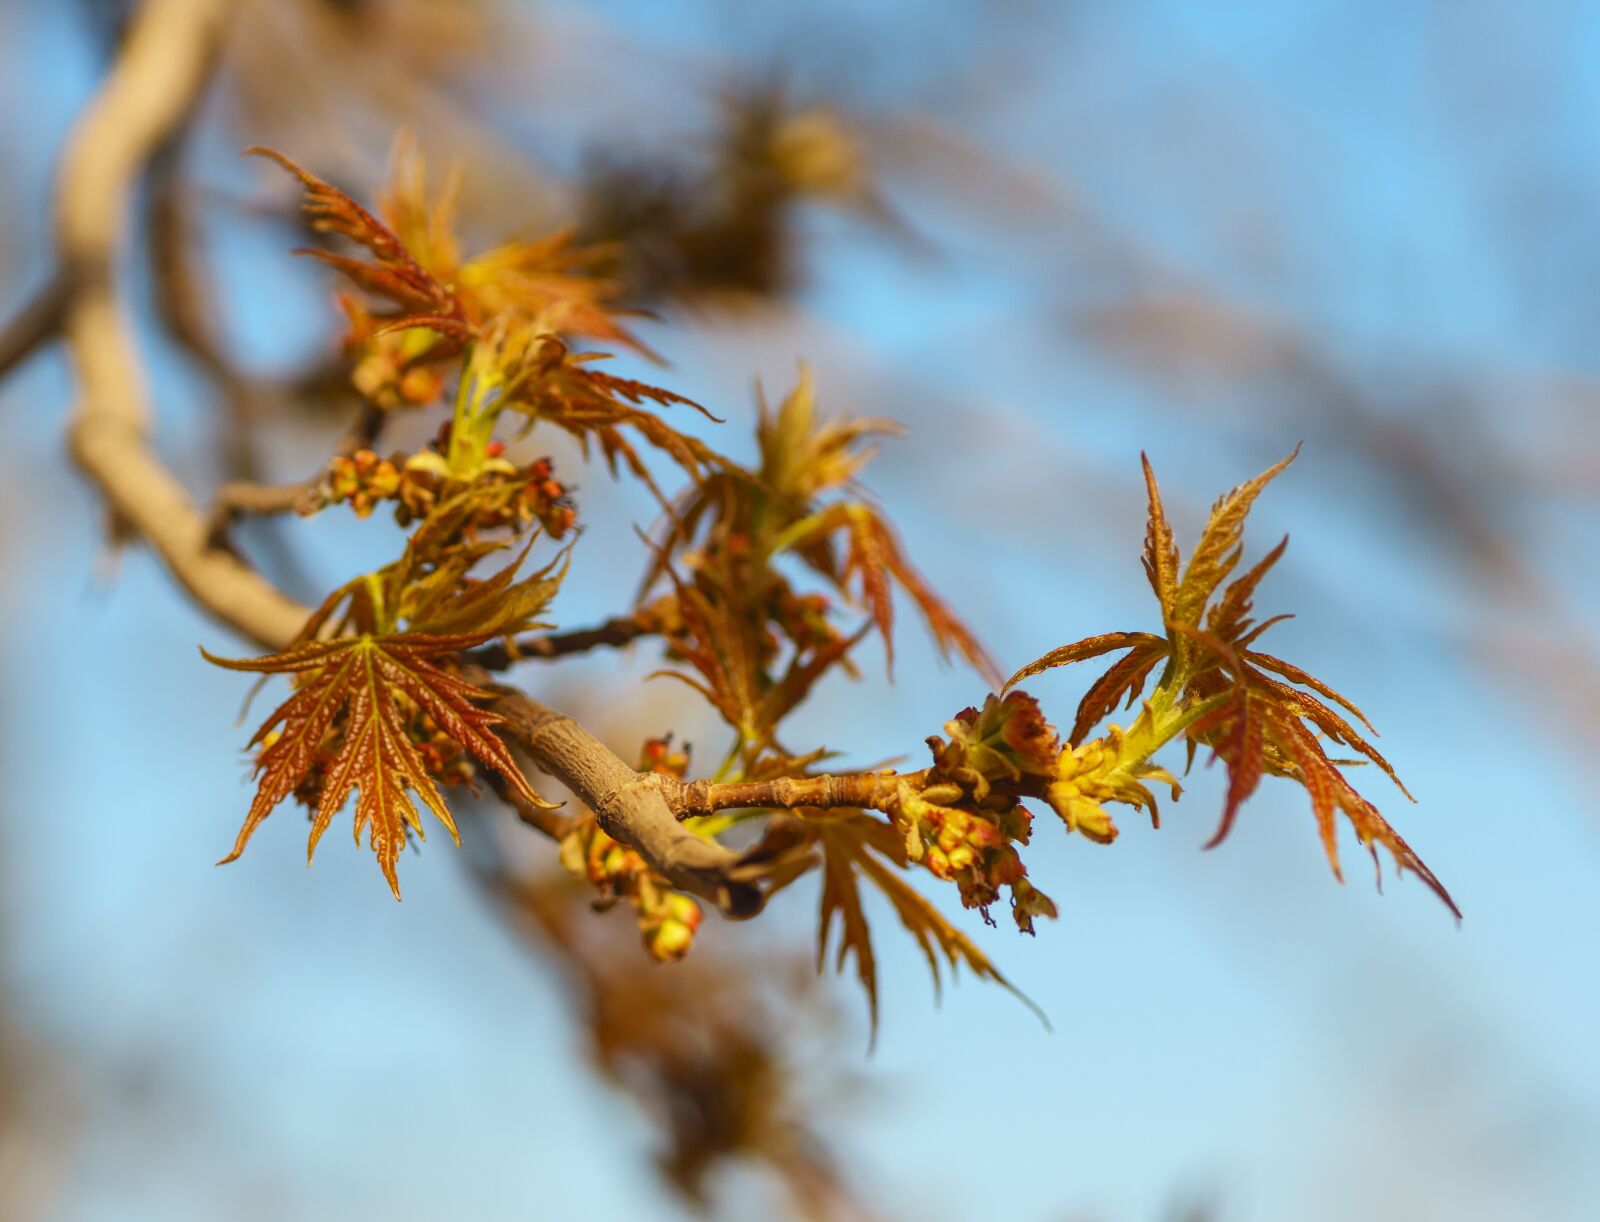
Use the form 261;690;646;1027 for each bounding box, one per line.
205;629;551;898
1003;631;1165;693
1140;451;1180;620
1172;446;1298;632
814;813;1042;1046
249;146;470;346
1068;642;1167;746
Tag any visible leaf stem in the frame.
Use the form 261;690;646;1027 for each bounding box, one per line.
1094;670;1227;787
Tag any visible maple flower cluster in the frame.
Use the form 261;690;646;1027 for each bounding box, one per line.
320;444;578;539
903;693;1060;931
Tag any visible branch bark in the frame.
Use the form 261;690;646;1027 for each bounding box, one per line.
668;771;915;817
49;0;767;918
479;675;765;918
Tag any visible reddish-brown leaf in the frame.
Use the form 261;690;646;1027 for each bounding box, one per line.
759;622;872;731
816;820;881;1040
1241;664;1410;798
461;227;659;359
205;630;550;898
852;844;1043;1023
1172;447;1298;631
1261;706;1459;918
795;503;998;686
813;812;1040;1046
1200;685;1265;849
1140;452;1180;620
1069;642;1168;746
1074;453;1457;916
1004;631;1166;694
1207;535;1288;643
1245;649;1378;735
249;147;469;343
511;343;727;500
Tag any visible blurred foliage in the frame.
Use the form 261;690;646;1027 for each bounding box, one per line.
472;835;870;1219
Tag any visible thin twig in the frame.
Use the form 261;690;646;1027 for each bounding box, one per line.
468;608;664;670
0;272;72;385
202;401;384;548
482;765;580;841
203;478;318;551
667;770;919;817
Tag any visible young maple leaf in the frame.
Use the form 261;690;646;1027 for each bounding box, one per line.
206;538;563;898
205;631;550;899
649;564;764;735
248;147;471;349
644;539;869;751
638;371;996;683
374;131;465;284
256;138;665;428
1005;630;1169;746
376;134;657;357
807;812;1041;1045
760;372;996;684
755;365;900;509
808;500;1000;688
509;337;726;499
462;231;657;359
1007;451;1459;917
639;370;995;686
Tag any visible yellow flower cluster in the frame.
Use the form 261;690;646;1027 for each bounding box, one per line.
559;820;704;962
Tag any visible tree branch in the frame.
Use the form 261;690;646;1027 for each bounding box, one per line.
207;476;318;522
477;673;766;918
481;762;580;842
668;771;916;817
467;604;667;670
57;0;308;654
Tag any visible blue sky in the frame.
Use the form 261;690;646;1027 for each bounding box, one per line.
2;2;1599;1219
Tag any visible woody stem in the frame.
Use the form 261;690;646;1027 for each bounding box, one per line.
667;770;929;817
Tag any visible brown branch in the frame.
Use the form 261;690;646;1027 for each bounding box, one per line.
477;672;766;918
467;605;667;670
146;76;252;427
153;167;328;579
482;763;580;841
668;771;917;817
208;477;317;520
148;122;323;598
0;272;72;385
201;474;315;556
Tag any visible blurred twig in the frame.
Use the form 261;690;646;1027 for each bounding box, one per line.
0;274;71;384
54;0;306;650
